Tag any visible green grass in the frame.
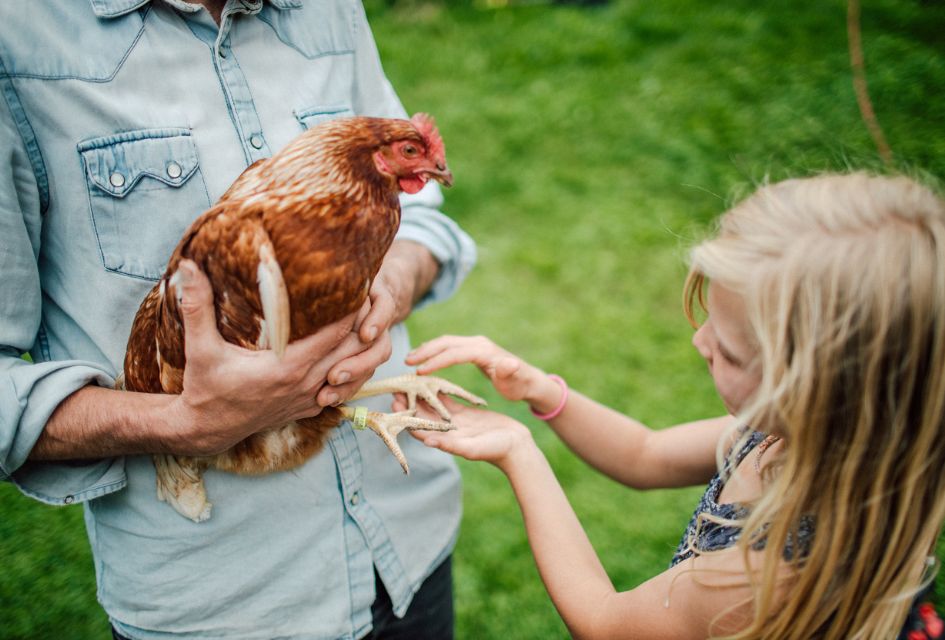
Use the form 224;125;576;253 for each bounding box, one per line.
2;0;943;637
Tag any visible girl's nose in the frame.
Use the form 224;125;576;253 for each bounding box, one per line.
692;324;712;362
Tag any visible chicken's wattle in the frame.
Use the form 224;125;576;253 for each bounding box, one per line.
398;175;428;194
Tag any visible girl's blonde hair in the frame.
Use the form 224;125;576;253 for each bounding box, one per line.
685;172;945;639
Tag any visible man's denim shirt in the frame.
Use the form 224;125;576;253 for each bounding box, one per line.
0;1;476;638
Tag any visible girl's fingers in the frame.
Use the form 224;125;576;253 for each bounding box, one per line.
391;393;408;413
406;335;491;365
494;356;522;380
412;345;490;375
405;336;454;365
410;426;463;454
411;339;508;376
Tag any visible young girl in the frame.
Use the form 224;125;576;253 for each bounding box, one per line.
403;173;945;639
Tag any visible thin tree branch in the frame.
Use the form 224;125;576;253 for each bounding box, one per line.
848;0;893;166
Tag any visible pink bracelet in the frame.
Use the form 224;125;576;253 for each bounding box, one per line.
530;374;569;420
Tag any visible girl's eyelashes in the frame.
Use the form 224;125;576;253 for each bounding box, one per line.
717;344;743;367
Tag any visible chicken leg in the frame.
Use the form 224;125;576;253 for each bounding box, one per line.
152;374;484;522
343;374;486;473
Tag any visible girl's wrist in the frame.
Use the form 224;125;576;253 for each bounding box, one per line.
498;429;543;476
528;374;568;420
496;437;547;485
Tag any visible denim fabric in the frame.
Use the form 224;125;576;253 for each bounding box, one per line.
111;556;454;640
0;1;476;638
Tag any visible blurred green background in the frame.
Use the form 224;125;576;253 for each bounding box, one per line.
2;0;943;637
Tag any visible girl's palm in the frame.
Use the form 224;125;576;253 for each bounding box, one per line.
408;398;532;467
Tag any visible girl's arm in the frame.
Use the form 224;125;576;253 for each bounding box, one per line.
410;403;758;639
542;390;730;489
407;335;730;489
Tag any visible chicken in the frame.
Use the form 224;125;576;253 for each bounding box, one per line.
121;114;484;522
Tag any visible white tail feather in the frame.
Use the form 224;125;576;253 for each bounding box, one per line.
257;242;290;358
154;454;212;522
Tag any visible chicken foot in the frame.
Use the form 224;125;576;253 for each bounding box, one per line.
344;374;486;473
351;373;486;418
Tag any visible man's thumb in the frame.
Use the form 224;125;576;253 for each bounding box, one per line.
170;260;220;349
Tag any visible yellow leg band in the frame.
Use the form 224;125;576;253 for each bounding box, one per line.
353;406;368;430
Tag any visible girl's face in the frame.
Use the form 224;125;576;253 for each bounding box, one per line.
692;282;762;415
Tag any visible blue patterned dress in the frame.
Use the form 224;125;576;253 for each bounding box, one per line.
667;430;942;639
670;430;765;567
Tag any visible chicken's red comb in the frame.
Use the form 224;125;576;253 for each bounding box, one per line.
411;113;445;161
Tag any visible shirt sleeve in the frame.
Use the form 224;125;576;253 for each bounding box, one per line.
349;1;477;308
0;75;125;505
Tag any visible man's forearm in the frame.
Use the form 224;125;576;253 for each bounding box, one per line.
30;385;182;461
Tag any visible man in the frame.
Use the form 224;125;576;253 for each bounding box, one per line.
0;1;476;638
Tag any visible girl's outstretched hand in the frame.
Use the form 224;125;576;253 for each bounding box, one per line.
399;395;535;471
406;335;543;403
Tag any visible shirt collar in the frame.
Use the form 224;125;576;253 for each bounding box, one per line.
90;0;301;19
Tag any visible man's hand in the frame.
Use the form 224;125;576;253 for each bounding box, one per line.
318;240;437;405
357;240;439;343
165;260;391;456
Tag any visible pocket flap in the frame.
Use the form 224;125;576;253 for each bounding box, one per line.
294;105;354;131
78;128;200;198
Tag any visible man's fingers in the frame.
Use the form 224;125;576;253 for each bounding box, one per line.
354;298;371;332
327;330;392;386
361;286;395;342
316;379;365;406
290;311;358;362
173;260;224;357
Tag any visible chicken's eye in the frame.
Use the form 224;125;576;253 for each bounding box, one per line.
402;144;419;157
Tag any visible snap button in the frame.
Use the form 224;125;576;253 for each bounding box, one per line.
166;162;183;179
109;172;125;188
64;495;74;505
350;492;360;506
249;134;264;150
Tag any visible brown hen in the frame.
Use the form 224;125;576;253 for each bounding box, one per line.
122;114;483;522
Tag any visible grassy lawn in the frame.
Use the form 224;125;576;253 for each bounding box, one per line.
2;0;943;637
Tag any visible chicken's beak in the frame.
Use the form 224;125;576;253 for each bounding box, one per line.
425;162;453;188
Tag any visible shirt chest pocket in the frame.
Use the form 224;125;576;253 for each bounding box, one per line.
78;128;211;281
294;105;354;131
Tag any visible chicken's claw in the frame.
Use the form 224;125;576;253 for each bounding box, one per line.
340;406;455;474
351;373;487;421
